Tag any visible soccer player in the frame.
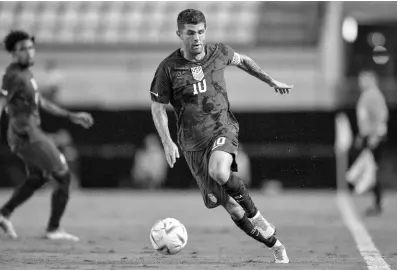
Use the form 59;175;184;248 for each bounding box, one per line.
150;9;292;263
0;30;94;241
355;70;389;216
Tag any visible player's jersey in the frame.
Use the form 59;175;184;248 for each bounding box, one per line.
1;63;41;133
357;88;388;137
150;43;239;151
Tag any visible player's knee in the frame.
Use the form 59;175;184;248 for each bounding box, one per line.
52;169;71;187
209;151;232;185
209;165;230;185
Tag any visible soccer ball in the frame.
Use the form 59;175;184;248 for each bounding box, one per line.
149;218;188;255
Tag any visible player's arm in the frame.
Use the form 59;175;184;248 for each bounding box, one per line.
151;102;173;146
39;96;94;129
0;96;6;124
0;73;9;120
0;83;8;137
231;53;293;94
149;64;179;168
151;102;179;168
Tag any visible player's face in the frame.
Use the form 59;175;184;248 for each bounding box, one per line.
178;23;206;56
13;39;35;66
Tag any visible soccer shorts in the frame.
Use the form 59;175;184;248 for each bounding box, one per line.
183;135;239;209
7;126;68;175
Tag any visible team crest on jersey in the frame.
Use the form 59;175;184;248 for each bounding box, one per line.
191;66;204;81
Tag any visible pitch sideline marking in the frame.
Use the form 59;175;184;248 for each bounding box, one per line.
337;191;391;270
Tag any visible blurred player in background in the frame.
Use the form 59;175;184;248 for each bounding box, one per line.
131;133;168;189
353;70;388;216
150;9;292;263
0;30;94;240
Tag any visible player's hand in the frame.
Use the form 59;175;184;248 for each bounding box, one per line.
270;80;293;95
69;112;94;129
163;141;180;168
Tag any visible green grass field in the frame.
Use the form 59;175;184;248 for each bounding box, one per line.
0;189;396;270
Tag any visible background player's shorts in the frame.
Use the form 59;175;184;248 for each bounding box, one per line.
351;135;387;164
183;135;239;209
7;126;68;175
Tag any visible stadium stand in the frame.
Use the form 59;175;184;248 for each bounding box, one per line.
257;1;324;46
0;1;262;46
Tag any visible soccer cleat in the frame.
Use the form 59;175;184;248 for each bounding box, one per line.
0;215;18;239
249;211;275;239
45;229;79;241
271;244;290;264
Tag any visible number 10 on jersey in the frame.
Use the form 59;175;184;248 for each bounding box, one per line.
193;79;207;95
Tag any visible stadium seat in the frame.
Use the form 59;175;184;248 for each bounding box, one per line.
0;1;265;46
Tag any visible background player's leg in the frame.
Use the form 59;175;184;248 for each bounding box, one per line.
366;141;384;216
18;135;78;240
373;180;382;208
0;166;47;238
0;166;47;218
47;170;71;232
366;164;383;216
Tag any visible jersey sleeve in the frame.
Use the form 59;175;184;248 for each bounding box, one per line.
149;64;172;104
1;73;9;98
219;43;241;66
1;72;29;99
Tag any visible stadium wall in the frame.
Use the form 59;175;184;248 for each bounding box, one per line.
1;107;396;190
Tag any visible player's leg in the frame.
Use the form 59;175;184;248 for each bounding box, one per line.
0;165;47;238
209;150;256;215
184;146;288;263
17;133;78;240
47;169;71;233
366;139;384;216
0;166;47;218
222;196;277;247
221;197;289;263
208;139;275;238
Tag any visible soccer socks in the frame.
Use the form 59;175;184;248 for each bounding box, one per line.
47;171;71;232
0;174;47;218
373;180;382;210
233;214;277;248
223;173;258;218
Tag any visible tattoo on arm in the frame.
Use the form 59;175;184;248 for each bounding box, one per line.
237;54;275;86
40;97;70;118
151;102;173;145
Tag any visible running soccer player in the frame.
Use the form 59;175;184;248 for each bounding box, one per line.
355;70;389;216
0;30;94;241
150;9;292;263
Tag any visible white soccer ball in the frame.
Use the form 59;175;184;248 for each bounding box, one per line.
149;218;188;255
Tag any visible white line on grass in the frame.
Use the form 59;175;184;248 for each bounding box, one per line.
337;191;391;270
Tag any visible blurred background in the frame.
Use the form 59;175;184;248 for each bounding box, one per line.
0;1;396;192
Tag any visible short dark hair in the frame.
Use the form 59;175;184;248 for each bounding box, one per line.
177;9;206;30
3;30;35;53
